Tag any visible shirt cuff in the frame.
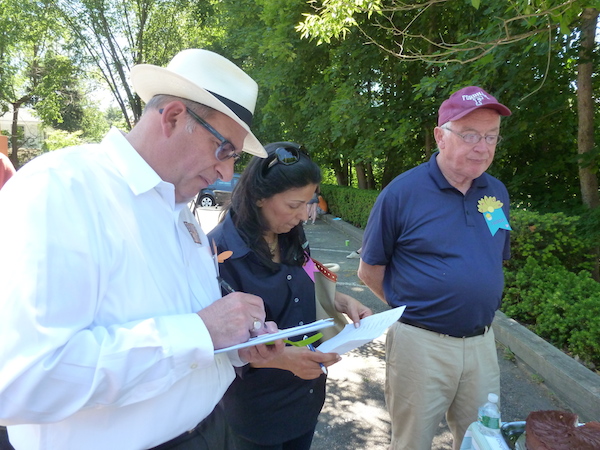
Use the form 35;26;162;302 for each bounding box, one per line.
160;313;215;368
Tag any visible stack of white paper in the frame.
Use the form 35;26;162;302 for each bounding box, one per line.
317;306;406;355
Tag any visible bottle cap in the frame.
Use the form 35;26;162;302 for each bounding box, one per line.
488;393;499;403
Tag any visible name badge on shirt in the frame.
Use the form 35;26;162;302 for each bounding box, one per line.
477;196;512;236
184;221;202;244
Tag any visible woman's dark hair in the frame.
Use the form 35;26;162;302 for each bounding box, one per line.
228;141;322;267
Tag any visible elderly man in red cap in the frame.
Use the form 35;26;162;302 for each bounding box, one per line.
0;49;284;450
358;86;512;450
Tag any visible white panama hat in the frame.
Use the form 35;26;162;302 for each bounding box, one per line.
130;48;266;157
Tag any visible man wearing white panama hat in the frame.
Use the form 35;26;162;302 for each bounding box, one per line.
0;49;283;450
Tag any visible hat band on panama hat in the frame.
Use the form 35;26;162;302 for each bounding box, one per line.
208;90;252;128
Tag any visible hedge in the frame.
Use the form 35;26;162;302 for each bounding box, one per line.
503;258;600;367
319;184;600;368
319;184;379;229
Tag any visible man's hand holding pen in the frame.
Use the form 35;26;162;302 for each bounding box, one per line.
215;277;285;362
196;292;285;362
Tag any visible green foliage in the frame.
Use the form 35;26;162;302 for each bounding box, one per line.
502;258;600;367
507;208;596;274
34;52;85;129
319;184;379;228
80;106;110;142
501;207;600;366
0;0;88;165
576;206;600;248
42;129;84;151
296;0;383;44
103;106;128;131
54;0;209;126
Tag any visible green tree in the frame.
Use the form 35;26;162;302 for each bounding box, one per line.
0;0;84;168
205;0;434;188
297;0;600;209
52;0;212;128
298;0;600;279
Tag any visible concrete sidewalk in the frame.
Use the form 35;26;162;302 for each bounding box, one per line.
305;214;600;450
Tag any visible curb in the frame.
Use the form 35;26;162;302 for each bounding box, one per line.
321;214;364;243
320;213;600;422
493;312;600;422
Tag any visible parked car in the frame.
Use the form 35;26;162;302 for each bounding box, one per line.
193;173;241;209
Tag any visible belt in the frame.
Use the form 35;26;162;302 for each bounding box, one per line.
398;317;489;338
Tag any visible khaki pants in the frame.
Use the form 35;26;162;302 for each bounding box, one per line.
385;321;500;450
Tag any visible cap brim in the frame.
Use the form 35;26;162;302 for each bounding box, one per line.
131;64;267;158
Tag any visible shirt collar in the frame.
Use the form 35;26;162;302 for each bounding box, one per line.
218;212;252;259
103;127;176;205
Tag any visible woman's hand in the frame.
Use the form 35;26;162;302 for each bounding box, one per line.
333;292;372;327
251;346;341;380
238;321;285;365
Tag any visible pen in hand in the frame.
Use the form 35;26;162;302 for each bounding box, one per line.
219;276;236;294
219;278;267;334
304;335;328;375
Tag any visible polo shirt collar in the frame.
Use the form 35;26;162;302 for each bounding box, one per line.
219;212;252;259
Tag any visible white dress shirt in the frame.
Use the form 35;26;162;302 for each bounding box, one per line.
0;128;238;449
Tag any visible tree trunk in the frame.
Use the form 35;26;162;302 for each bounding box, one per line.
424;127;434;159
366;161;375;189
355;162;368;189
332;158;349;186
577;7;600;281
577;8;600;210
9;102;22;169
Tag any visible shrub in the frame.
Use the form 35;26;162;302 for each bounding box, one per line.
319;184;379;228
502;258;600;367
507;208;595;274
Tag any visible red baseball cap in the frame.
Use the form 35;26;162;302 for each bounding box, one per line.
438;86;511;126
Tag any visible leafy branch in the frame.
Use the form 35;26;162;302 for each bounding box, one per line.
298;0;583;64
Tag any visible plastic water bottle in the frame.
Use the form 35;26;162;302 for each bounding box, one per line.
477;393;501;435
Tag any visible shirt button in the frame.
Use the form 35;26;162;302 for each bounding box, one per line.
299;321;304;325
190;363;198;369
286;274;292;280
309;389;314;394
294;297;299;303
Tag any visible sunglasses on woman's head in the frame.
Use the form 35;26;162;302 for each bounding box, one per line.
266;146;309;170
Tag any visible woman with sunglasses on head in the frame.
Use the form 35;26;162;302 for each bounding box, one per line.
208;142;372;450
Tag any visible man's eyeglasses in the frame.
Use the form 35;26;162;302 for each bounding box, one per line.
159;107;241;162
186;108;241;162
266;146;309;170
442;127;502;145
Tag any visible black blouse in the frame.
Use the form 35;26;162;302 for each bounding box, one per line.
208;213;327;445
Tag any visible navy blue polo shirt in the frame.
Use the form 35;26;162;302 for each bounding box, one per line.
208;213;326;445
361;152;510;337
